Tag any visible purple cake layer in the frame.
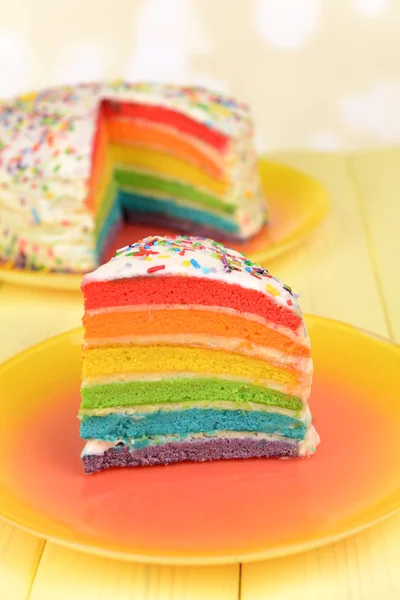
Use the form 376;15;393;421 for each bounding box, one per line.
82;438;299;474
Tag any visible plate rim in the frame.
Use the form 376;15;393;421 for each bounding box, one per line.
0;505;399;566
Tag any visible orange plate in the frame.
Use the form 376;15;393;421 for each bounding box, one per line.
0;159;330;291
0;315;398;565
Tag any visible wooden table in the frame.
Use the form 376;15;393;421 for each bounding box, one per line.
1;150;399;600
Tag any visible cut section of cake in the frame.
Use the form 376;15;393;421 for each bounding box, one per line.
79;235;319;473
0;82;266;273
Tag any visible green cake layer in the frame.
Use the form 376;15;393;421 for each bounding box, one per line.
95;179;118;235
80;379;303;411
95;168;235;234
115;169;235;213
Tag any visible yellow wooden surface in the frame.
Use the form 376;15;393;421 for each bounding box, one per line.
0;150;399;599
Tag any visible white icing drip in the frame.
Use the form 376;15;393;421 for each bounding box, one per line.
298;425;320;457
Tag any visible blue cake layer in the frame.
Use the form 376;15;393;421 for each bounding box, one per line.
80;409;306;442
96;196;121;256
96;188;240;259
119;190;238;233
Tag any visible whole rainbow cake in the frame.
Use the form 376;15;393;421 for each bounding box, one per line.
79;235;319;474
0;82;266;273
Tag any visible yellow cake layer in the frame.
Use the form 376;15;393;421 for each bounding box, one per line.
111;145;227;195
82;345;300;389
94;144;228;213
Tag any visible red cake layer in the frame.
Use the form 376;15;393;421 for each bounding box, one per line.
101;100;229;150
83;277;302;331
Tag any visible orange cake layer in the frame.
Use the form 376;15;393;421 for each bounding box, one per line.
107;118;223;178
83;309;310;357
83;277;303;331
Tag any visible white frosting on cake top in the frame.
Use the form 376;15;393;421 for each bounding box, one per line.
83;235;301;314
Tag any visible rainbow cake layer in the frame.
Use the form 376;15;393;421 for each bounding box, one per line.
79;235;319;474
0;82;266;273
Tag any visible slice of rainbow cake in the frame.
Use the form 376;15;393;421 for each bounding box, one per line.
79;235;319;473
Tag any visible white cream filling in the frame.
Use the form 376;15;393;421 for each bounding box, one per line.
114;162;229;201
81;371;311;402
78;401;312;422
81;429;304;457
118;185;234;219
115;117;223;172
83;333;312;371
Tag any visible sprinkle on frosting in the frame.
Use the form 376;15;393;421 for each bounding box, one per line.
83;235;299;312
147;264;166;274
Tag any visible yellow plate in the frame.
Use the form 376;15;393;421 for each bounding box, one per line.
0;315;398;565
0;159;330;291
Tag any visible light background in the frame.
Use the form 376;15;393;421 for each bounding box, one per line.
1;0;400;152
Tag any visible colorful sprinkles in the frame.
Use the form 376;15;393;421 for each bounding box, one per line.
105;235;298;309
